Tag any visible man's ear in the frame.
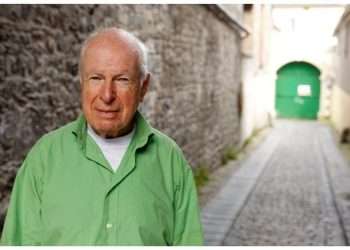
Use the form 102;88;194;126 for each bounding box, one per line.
79;74;84;89
140;73;151;102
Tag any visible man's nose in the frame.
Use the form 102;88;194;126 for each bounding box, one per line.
100;80;116;104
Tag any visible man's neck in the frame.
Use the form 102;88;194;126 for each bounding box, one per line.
87;124;135;143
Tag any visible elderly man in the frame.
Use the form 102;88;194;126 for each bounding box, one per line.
1;28;203;245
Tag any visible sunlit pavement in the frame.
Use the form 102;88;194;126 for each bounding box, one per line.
201;120;350;246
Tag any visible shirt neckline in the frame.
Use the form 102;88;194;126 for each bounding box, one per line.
87;124;135;147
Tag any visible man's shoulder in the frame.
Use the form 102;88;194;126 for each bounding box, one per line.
135;112;181;152
148;128;190;168
34;119;78;149
148;128;193;184
150;128;181;152
19;119;79;173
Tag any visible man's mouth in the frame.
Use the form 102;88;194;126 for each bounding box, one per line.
95;109;119;118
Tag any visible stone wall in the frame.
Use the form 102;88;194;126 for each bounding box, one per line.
0;5;242;231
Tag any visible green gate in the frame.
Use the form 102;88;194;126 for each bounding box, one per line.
275;61;321;119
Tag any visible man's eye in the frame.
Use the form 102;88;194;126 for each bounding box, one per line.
88;76;103;84
91;76;101;80
115;78;130;86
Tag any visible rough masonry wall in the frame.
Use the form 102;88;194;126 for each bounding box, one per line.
0;5;242;229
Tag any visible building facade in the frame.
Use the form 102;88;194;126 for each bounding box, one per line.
332;6;350;135
240;4;274;143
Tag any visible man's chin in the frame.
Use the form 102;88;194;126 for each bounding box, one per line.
90;122;120;138
89;118;133;138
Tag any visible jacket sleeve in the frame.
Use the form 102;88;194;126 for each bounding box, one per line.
173;154;204;246
0;144;44;245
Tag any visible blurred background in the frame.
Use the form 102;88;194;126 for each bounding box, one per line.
1;4;350;245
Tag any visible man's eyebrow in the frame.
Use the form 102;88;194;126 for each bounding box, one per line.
86;72;103;77
85;71;132;78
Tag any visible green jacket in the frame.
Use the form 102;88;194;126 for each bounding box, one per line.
1;112;203;245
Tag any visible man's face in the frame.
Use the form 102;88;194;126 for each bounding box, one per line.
80;35;149;138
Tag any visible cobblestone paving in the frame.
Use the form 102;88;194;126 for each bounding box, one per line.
198;127;271;208
202;120;350;246
201;124;281;245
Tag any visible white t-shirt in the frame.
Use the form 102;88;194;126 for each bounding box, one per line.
87;125;135;172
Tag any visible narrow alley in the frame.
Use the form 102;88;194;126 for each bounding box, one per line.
2;4;350;246
202;120;350;246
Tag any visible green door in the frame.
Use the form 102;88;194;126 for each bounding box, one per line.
275;61;321;119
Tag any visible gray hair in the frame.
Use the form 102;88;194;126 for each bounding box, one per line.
79;27;149;80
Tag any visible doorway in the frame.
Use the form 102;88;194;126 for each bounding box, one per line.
275;61;321;119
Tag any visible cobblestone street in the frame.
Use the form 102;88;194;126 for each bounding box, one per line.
201;120;350;245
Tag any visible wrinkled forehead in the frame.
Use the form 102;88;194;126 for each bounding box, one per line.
80;31;142;72
85;32;139;59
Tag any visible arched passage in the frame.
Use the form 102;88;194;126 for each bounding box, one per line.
275;61;321;119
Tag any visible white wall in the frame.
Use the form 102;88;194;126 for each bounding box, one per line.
331;85;350;133
240;5;274;144
331;7;350;133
